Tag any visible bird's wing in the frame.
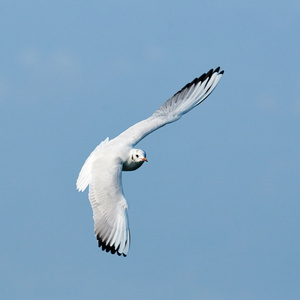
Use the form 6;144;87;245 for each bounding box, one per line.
116;67;224;146
77;145;130;257
76;137;109;192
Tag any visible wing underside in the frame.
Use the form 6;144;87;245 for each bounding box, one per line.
78;151;130;256
116;67;224;146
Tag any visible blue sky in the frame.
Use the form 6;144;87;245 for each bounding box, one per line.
1;1;300;299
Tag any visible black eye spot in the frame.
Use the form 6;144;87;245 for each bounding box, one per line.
136;154;139;158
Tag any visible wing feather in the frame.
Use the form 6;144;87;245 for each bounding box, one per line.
80;150;130;257
76;137;109;192
115;67;224;146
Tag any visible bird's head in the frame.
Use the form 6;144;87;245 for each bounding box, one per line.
123;149;148;171
131;149;148;163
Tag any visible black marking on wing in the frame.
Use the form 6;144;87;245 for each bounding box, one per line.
173;66;223;97
97;234;127;257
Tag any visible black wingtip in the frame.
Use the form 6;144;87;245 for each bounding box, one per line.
206;68;213;77
96;234;127;257
173;66;224;97
214;66;225;75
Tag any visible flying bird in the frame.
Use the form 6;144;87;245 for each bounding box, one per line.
76;67;224;256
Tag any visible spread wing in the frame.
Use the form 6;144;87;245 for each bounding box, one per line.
116;67;224;146
77;146;130;257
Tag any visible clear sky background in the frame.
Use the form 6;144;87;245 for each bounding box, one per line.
1;1;300;299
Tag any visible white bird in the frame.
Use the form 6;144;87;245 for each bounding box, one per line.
76;67;224;256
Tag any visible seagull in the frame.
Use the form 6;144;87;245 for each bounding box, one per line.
76;67;224;257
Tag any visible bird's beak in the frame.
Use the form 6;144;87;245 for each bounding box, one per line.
142;158;148;162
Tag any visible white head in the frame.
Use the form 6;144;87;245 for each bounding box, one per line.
131;149;147;163
123;149;147;171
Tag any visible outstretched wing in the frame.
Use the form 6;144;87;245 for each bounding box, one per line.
116;67;224;146
77;147;130;257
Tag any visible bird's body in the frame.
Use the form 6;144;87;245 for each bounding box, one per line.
77;67;224;256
